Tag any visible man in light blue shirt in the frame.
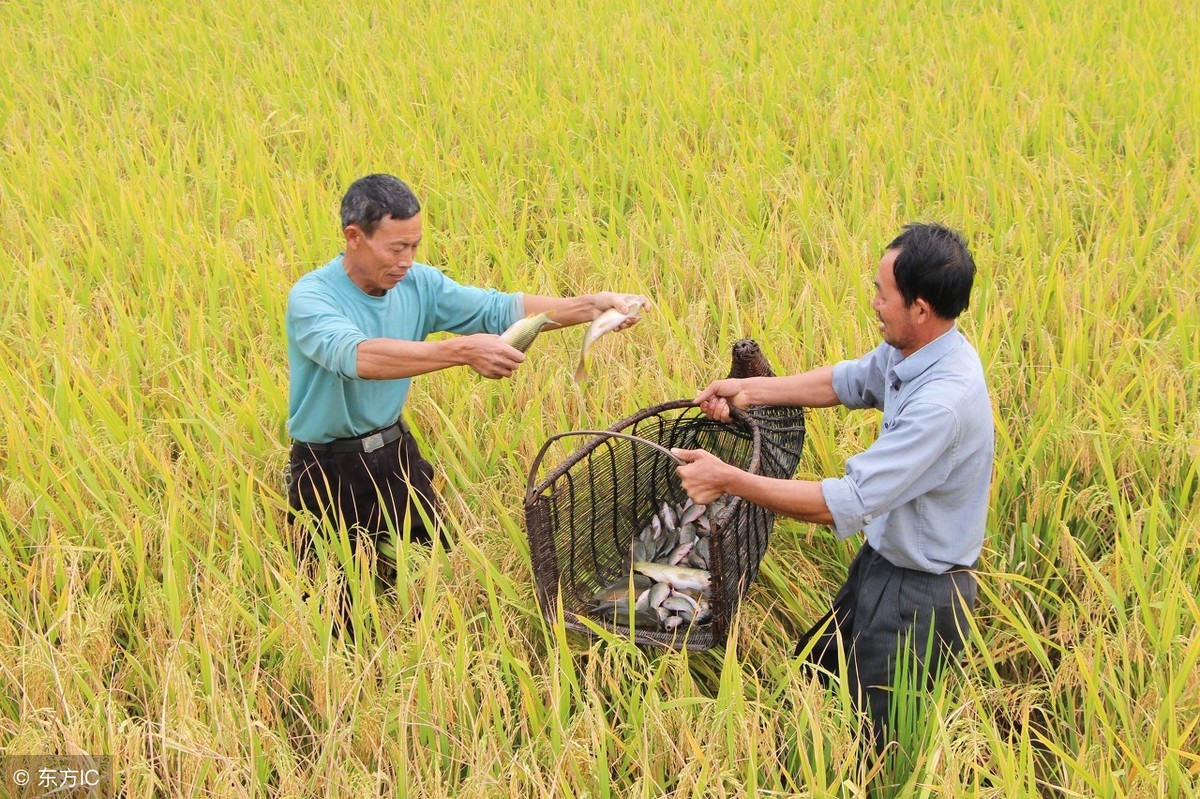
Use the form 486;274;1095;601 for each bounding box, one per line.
673;223;992;747
287;174;646;620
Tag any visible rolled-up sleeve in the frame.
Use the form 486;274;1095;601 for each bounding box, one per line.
287;285;367;379
832;343;888;410
821;402;958;539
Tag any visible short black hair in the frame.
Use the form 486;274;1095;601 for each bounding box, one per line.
887;223;975;319
340;174;421;236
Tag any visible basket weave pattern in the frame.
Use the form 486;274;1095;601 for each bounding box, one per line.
524;399;805;650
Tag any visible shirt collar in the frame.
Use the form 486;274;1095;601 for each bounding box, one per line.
892;325;962;384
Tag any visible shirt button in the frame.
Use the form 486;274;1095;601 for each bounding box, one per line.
863;514;873;524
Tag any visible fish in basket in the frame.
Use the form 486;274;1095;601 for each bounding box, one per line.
523;340;806;650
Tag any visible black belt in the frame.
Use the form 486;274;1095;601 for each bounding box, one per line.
297;419;408;454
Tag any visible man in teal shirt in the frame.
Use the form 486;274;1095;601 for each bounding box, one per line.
287;174;646;590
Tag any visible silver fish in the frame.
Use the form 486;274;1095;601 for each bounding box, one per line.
680;502;706;526
679;609;696;624
500;311;555;353
659;501;677;531
661;595;698;614
631;561;712;592
654;528;678;561
694;595;712;623
667;540;694;565
573;295;645;383
628;610;664;629
595;603;661;630
591;574;653;605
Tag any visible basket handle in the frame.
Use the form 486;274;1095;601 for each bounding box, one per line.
525;430;685;500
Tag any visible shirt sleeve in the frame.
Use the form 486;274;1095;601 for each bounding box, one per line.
287;283;367;379
820;402;958;539
832;343;889;410
423;269;523;336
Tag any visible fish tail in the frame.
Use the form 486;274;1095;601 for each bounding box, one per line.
574;337;591;383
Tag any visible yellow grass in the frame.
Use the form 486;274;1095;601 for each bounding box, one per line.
2;0;1197;796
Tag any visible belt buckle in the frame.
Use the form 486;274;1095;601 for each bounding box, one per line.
362;432;385;453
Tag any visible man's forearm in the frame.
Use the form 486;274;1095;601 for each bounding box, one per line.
521;295;598;328
724;470;835;525
742;366;840;408
356;338;466;380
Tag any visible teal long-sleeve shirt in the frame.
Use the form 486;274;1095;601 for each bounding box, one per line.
286;256;523;443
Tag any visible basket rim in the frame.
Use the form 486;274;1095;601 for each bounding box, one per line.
523;399;763;507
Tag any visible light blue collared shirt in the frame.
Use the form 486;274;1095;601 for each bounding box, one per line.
820;327;993;573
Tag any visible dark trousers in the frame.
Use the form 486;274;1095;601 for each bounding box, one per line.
795;542;976;748
287;427;441;623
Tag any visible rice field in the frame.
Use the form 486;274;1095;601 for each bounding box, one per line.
1;0;1197;796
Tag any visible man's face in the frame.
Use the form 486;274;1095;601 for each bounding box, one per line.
871;248;921;354
344;213;423;295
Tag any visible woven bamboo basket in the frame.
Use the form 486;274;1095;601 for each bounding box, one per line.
524;399;804;650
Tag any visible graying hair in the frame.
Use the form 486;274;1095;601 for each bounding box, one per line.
340;174;421;235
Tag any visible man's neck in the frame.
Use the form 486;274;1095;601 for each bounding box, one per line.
341;255;385;296
900;321;955;358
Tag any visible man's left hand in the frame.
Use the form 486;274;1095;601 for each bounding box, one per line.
672;448;734;505
591;292;650;331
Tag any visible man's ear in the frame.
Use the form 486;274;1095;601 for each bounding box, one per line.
344;224;363;250
913;296;933;323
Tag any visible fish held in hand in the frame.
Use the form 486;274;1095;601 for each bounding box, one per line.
500;311;555;353
573;296;645;383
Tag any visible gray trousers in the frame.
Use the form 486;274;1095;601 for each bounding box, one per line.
796;542;977;745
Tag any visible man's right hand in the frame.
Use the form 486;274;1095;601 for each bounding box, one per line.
694;378;752;422
459;334;526;379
